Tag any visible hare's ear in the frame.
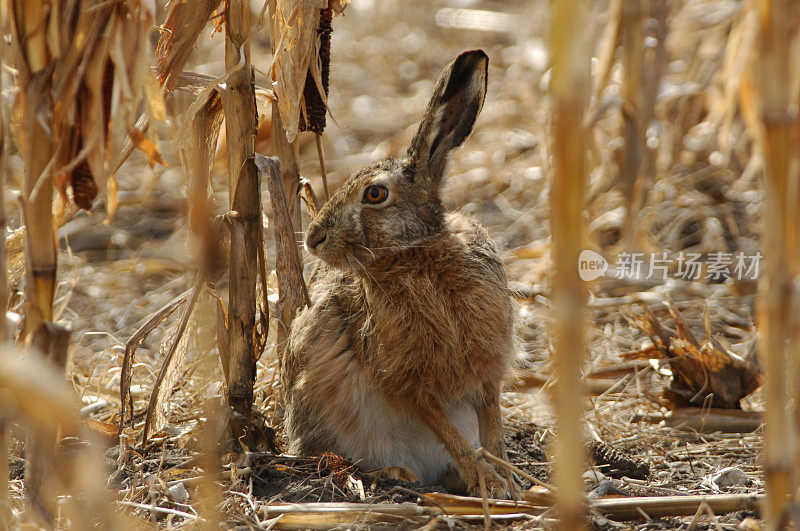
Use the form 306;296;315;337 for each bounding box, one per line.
408;50;488;185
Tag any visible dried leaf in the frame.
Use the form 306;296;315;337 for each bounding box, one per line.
147;323;193;437
104;2;155;193
145;73;167;122
329;0;349;13
155;0;223;89
510;240;549;260
129;128;167;167
269;0;329;143
82;46;113;190
10;0;156;212
300;179;319;217
119;293;188;435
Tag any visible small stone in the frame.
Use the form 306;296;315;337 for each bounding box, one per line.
706;466;749;491
168;482;189;504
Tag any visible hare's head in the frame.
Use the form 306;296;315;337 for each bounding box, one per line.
305;50;488;269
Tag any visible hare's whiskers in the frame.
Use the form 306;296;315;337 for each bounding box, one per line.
317;290;334;317
347;251;399;315
354;244;376;260
365;239;438;252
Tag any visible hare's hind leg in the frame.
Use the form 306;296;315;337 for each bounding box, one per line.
477;386;520;499
416;400;508;498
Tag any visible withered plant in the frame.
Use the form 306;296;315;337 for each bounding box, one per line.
549;0;592;527
745;0;800;526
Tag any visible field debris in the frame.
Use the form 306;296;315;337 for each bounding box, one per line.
623;300;762;410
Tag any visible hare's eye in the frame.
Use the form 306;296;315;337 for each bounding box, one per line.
363;185;388;204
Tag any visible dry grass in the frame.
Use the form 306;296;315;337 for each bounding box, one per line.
0;0;778;528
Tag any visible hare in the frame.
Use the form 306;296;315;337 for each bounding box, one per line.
282;50;516;497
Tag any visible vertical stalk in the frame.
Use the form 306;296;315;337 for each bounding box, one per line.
9;2;68;523
754;0;800;527
616;0;667;248
20;77;56;337
176;70;226;509
636;0;667;211
186;92;224;275
14;3;58;518
760;130;795;529
198;400;223;530
25;322;71;524
1;11;13;520
0;419;9;529
753;1;800;526
549;0;591;528
619;0;645;248
7;0;56;337
222;0;260;441
0;51;8;339
270;101;302;235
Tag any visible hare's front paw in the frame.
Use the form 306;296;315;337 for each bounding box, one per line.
468;460;509;499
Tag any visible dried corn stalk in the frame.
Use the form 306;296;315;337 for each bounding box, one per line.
22;0;158;210
745;0;800;526
222;0;261;444
598;0;667;247
617;0;646;245
183;91;225;272
7;3;159;516
0;346;114;527
268;0;347;143
8;0;158;333
9;0;57;332
549;0;592;527
0;31;9;342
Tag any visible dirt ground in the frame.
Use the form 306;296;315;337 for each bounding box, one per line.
5;0;767;528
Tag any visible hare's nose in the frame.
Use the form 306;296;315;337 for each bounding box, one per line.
305;224;327;251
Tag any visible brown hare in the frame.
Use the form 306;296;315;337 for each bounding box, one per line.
282;50;516;497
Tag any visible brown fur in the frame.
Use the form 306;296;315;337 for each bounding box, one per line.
282;50;517;496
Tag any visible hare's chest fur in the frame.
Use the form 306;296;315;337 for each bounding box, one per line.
316;370;480;484
354;216;514;406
